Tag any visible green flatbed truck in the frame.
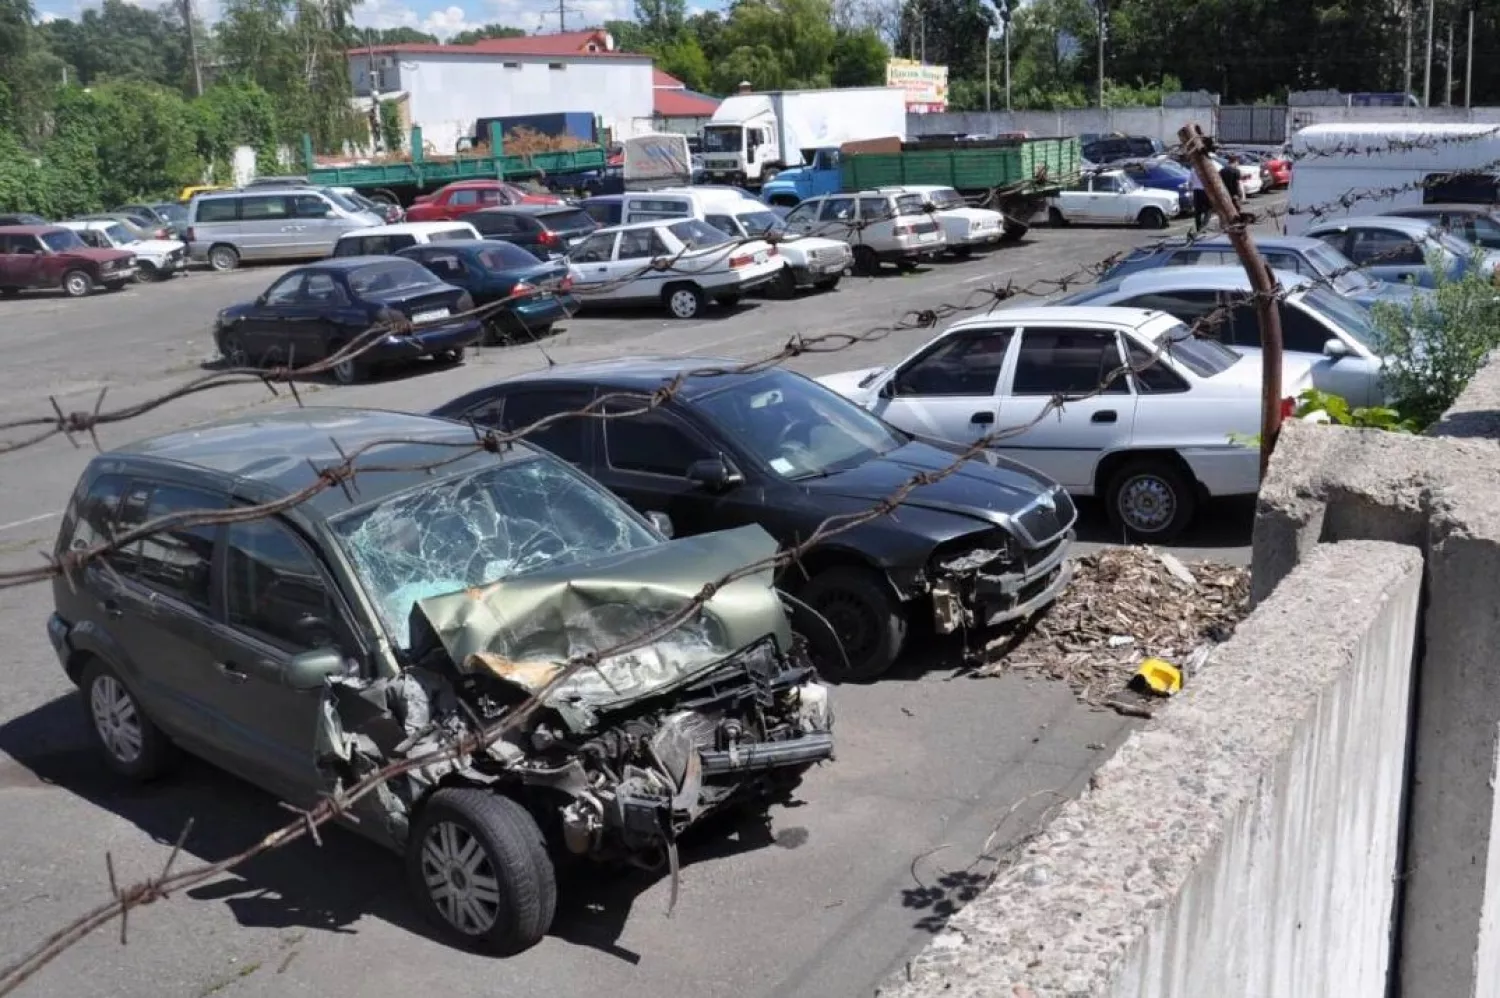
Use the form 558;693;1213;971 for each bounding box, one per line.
301;124;607;205
840;136;1081;241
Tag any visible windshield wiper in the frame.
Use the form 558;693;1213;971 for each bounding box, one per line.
857;369;886;389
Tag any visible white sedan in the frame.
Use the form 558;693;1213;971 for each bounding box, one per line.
816;306;1319;542
565;218;782;319
58;219;187;281
1047;170;1182;229
887;185;1005;256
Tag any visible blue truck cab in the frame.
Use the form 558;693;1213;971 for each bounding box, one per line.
760;147;844;207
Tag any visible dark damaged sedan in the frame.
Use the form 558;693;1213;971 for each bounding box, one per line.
431;359;1077;681
47;408;834;954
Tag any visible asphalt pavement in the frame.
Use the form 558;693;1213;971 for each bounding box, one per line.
0;197;1278;998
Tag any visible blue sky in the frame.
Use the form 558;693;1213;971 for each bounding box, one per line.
35;0;724;41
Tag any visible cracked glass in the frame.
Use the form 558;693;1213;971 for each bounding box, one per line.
329;456;659;651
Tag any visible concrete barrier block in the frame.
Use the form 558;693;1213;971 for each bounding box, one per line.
877;540;1422;998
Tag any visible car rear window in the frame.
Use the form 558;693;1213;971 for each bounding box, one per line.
347;259;440;294
1152;321;1241;378
539;209;596;231
478;242;544;269
896;194;926;216
433;228;477;242
668;218;729;250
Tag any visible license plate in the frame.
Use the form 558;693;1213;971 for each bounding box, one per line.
918;232;937;242
819;261;844;274
412;308;450;323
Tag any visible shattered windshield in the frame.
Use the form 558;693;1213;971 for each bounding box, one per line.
330;457;659;650
694;370;907;480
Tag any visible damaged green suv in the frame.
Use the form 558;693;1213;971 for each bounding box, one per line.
47;407;834;953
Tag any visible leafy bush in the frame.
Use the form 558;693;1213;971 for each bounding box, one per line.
1369;259;1500;428
1229;388;1419;449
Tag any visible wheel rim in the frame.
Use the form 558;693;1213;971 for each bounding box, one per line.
421;821;502;936
333;358;356;383
222;335;247;367
66;275;87;296
669;290;697;318
90;676;143;764
211;248;234;270
1118;473;1177;534
812;592;880;666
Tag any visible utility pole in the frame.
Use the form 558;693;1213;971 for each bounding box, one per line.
558;0;566;32
985;24;991;113
1446;19;1454;105
180;0;203;97
1404;0;1412;102
1096;0;1107;108
1424;0;1434;105
1466;2;1475;107
1001;0;1012;112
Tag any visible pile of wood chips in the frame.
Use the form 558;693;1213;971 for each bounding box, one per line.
978;546;1250;717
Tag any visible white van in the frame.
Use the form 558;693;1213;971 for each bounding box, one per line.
619;187;851;296
1286;123;1500;235
331;221;481;257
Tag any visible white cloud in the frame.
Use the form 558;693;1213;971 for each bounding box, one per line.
352;0;484;38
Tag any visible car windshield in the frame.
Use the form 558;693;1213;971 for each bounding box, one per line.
478;243;542;269
734;210;783;237
322;188;362;213
347;259;440;295
928;188;966;210
702;126;742;153
1301;287;1381;350
331;457;659;651
1116;173;1140;192
694;371;908;481
1303;241;1377;293
41;229;87;251
668;218;730;250
1154;321;1241;377
103;223;139;246
1430;228;1478;260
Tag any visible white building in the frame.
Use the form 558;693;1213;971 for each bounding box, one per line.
347;29;657;155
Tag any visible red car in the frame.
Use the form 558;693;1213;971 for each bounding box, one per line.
1264;153;1292;188
0;224;138;297
404;180;561;222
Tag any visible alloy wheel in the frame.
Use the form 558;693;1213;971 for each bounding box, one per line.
1117;473;1176;534
669;288;700;319
420;821;503;936
90;675;143;765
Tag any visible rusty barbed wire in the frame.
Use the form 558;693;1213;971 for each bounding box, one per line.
1282;124;1500;162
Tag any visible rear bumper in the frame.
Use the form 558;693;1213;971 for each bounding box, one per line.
506;293;576;326
368;319;483;359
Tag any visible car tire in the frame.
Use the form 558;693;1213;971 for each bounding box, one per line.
437;347;465;365
1137;207;1169;230
1047;206;1068;227
814;276;841;291
798;566;906;682
219;329;249;367
1104;458;1198;544
769;267;797;299
895;259;919;272
327;342;365;385
663;282;704;320
407;788;557;955
951;245;974;258
207;244;240;272
0;286;18;297
79;658;178;782
852;246;879;276
61;270;93;298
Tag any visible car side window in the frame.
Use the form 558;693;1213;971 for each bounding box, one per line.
293;195;330;219
570;232;615;263
1011;327;1130;396
705;214;741;237
421;251;466;281
196;199;238;223
262;274;305;305
1262;250;1309;276
112;482;224;609
479;188;505;205
1348;229;1425;266
820;197;857;222
224;518;351;656
472;212;518;236
1276;301;1337;353
449;190;479;207
892;329;1013;397
1094;174;1120;193
857;197;893;221
603;405;713;477
76;229;105;248
481;389;593;464
783;202;819;227
60;473;128;555
1124;339;1190;393
617;229;667;260
240;195;291;220
303;273;346;305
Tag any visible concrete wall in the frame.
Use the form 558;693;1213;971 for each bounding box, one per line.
907;108;1216;144
876;540;1422;998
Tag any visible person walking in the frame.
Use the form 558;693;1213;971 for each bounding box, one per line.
1189;167;1210;233
1219;154;1244;214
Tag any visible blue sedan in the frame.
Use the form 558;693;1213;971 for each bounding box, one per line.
1119;158;1194;216
397;239;578;344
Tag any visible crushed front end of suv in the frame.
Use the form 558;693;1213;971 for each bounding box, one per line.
47;408;833;954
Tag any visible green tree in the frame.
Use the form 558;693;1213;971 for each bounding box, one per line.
36;0;189;89
655;34;710;90
830;27;889;87
603;18;647;52
447;23;525;45
709;0;837;91
634;0;686;47
894;0;994;80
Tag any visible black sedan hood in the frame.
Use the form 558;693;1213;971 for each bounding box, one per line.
798;438;1058;525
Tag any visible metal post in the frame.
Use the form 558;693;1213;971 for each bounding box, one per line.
985;31;991;113
1467;5;1475;107
1179;124;1284;478
1405;0;1413;102
1097;1;1106;107
1004;21;1012;111
1446;19;1454;105
1425;0;1435;106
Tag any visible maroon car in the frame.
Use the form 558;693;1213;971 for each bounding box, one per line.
0;225;137;298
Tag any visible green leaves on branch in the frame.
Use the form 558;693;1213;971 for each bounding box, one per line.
1228;389;1420;450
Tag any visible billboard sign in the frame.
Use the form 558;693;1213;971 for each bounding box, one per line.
886;58;948;113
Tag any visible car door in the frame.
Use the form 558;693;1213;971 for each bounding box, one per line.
614;227;672;301
100;479;226;748
290;193;340;255
298;271;354;362
864;327;1015;445
1343;227;1430;286
1055;177;1091;220
567;231;619;300
993;325;1138;489
238;193;295;260
781;199;822;238
0;234;19;287
445;188;480;219
4;234;47;287
205;516;365;803
817;196;859;243
241;271;313;363
1090;173;1127;222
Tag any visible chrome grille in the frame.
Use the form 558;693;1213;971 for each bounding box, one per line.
1014;488;1075;547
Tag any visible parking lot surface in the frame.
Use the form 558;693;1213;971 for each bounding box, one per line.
0;201;1276;998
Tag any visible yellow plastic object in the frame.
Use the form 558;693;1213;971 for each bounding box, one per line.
178;184;228;202
1130;657;1183;696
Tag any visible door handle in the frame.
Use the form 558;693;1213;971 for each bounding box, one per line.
1091;410;1118;423
970;411;996;425
214;662;250;684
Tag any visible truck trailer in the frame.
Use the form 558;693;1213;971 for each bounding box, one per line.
700;87;907;189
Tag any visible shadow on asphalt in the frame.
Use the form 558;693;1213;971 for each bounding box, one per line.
1072;495;1256;551
0;693;805;963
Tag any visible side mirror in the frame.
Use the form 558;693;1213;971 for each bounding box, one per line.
1323;338;1351;360
685;457;742;492
255;294;267;306
281;647;345;690
646;510;675;538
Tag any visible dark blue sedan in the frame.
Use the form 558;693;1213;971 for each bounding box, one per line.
212;256;482;385
1119;158;1194;216
397;239;578;345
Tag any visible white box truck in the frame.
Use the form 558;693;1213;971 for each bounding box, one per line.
1285;122;1500;235
700;87;908;189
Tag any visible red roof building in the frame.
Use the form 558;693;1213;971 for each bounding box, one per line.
651;68;721;120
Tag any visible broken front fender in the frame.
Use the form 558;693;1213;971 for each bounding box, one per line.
415;524;794;712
